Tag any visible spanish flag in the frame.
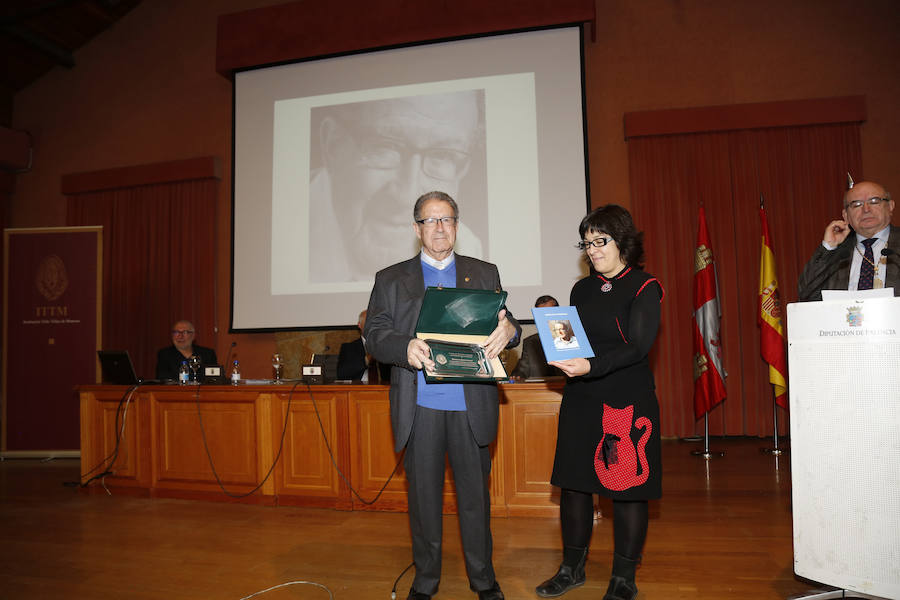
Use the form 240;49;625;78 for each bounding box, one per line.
692;206;727;419
758;205;788;409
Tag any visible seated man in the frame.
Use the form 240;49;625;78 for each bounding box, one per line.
156;320;218;380
511;295;563;379
336;310;390;382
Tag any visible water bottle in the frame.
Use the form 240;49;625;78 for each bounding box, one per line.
178;360;190;385
231;360;241;384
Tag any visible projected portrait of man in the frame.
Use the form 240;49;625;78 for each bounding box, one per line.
308;89;487;283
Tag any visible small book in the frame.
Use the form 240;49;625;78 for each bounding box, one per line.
531;305;594;362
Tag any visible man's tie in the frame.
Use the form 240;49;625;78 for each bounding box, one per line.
859;238;877;290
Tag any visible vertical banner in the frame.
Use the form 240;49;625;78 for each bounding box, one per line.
3;226;102;454
758;207;788;409
692;206;727;419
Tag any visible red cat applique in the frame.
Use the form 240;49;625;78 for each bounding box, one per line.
593;404;651;490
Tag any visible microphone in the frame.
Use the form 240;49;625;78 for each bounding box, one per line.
882;248;900;273
310;346;331;363
223;341;237;367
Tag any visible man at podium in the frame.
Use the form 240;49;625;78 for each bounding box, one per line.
798;180;898;300
336;309;389;382
155;320;218;381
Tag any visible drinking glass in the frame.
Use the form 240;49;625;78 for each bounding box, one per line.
188;354;201;383
272;353;284;382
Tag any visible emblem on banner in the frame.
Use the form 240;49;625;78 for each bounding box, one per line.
693;353;708;380
760;282;782;319
694;244;713;274
35;254;69;301
846;305;863;328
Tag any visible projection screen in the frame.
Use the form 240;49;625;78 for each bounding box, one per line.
232;25;590;330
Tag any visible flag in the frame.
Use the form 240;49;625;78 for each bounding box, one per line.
692;206;727;419
758;205;788;409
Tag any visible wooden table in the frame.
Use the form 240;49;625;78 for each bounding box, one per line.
78;381;564;516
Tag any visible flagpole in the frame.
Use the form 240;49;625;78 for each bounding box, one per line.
691;204;726;457
760;388;789;456
690;414;725;459
758;196;789;457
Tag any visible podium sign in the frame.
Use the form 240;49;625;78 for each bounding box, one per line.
787;297;900;600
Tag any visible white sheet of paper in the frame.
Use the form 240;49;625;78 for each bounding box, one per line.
821;288;894;300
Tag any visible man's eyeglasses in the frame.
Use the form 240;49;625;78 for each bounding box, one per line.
172;330;194;336
358;137;471;181
845;197;891;210
576;236;613;250
415;216;459;227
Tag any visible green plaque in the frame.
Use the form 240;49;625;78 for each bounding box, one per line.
425;339;494;379
415;286;511;382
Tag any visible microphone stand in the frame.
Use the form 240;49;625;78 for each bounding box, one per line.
223;341;237;367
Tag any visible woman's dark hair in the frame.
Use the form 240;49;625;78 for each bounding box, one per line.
578;204;645;268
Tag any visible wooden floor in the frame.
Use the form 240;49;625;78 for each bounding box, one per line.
0;438;835;600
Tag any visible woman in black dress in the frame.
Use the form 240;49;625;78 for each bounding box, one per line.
536;205;663;600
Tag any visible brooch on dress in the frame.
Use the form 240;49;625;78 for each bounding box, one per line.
597;274;613;292
597;267;630;293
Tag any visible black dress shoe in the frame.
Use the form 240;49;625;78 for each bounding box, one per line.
406;588;431;600
476;581;504;600
535;563;586;597
602;575;637;600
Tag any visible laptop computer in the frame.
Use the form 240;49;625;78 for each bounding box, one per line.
97;350;140;385
312;353;339;383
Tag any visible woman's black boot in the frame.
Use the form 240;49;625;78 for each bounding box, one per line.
602;553;639;600
535;546;588;598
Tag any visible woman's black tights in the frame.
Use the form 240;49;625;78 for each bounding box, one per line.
612;499;648;559
560;488;648;559
560;488;594;548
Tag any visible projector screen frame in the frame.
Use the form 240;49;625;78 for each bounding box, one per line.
229;24;592;332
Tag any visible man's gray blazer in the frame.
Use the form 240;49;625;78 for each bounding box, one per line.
364;254;521;452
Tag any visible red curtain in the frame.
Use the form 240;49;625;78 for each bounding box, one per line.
629;123;862;437
66;177;218;379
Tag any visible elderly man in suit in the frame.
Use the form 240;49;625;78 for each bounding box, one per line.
799;180;898;300
365;191;520;600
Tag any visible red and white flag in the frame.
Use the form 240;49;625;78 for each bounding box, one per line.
758;205;788;409
692;206;727;419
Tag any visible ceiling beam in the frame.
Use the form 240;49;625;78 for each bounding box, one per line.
0;0;78;28
1;23;75;68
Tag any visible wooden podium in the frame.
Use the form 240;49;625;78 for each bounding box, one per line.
787;297;900;600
